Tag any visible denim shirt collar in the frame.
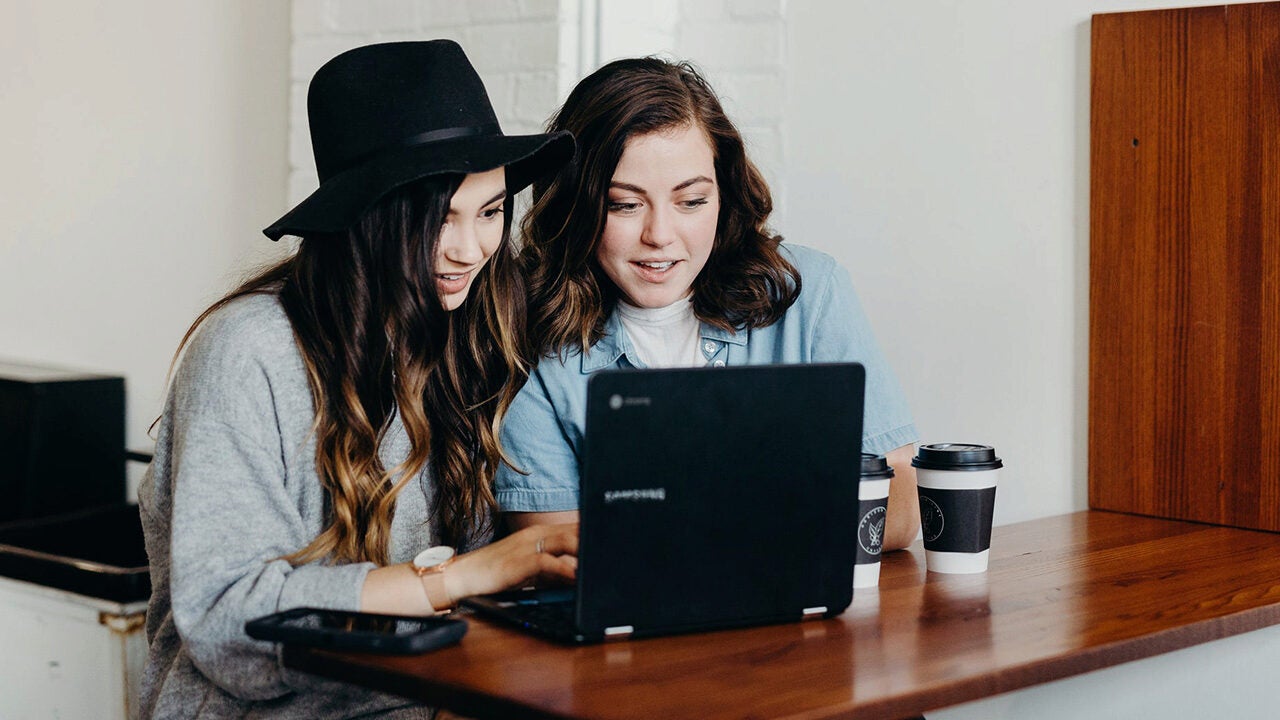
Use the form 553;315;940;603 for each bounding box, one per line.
578;310;747;374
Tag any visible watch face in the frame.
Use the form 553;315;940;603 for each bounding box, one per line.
413;545;455;569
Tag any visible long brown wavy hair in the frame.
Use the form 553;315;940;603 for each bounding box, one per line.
520;57;800;357
171;174;526;565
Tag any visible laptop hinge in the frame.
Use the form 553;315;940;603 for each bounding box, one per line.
802;606;828;620
603;625;634;640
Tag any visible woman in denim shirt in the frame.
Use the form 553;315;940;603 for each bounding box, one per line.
498;57;921;550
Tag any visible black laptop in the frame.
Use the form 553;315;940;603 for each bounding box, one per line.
464;362;866;643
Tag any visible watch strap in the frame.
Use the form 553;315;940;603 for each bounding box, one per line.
413;555;455;613
420;570;454;612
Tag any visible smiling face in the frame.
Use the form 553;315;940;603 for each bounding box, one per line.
434;167;507;311
595;124;720;309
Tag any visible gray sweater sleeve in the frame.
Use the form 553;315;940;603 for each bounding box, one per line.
160;298;374;700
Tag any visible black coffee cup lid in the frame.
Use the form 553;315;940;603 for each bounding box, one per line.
859;452;895;479
911;443;1003;471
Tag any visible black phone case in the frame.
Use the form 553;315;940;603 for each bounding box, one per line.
245;607;467;654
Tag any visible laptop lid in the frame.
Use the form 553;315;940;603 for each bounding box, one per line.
574;362;865;640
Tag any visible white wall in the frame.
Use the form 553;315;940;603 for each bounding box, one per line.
784;0;1222;528
0;1;291;498
783;7;1269;714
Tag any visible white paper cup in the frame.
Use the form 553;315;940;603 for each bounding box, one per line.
913;444;1001;575
854;454;893;589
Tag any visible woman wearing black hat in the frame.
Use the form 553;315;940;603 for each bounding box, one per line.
138;41;574;718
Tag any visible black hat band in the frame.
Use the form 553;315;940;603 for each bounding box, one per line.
336;122;501;180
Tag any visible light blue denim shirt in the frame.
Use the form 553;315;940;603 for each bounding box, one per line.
496;243;918;512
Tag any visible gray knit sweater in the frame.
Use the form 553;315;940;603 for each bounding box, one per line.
138;294;442;719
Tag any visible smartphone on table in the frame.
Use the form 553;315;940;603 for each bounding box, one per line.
246;608;467;654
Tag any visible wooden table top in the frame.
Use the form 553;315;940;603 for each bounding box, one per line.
285;510;1280;719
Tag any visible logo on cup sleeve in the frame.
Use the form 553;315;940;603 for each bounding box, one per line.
920;495;945;542
858;506;886;556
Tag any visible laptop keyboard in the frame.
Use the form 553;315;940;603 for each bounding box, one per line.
515;598;575;630
467;587;578;636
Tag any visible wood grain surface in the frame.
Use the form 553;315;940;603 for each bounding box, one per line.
286;512;1280;719
1089;3;1280;529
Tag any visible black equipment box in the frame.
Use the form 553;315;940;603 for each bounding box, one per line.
0;360;125;522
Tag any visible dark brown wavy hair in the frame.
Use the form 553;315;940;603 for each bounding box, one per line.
170;174;525;565
520;57;800;357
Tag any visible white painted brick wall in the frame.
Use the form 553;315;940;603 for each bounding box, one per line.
728;0;785;20
458;22;560;75
677;16;783;71
672;0;788;223
682;0;730;21
288;0;787;221
598;0;678;62
582;1;787;219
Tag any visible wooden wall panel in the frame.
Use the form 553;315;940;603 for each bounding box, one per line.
1090;3;1280;531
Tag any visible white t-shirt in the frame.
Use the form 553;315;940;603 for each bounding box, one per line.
615;297;703;368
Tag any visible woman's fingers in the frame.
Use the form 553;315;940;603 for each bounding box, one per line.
507;524;578;587
535;550;578;582
449;523;581;599
531;524;579;558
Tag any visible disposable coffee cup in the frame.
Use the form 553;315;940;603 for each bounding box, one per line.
912;443;1001;574
854;453;893;588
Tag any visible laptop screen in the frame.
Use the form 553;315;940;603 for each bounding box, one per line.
575;362;865;638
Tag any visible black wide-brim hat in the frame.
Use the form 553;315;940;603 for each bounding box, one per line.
264;40;574;241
